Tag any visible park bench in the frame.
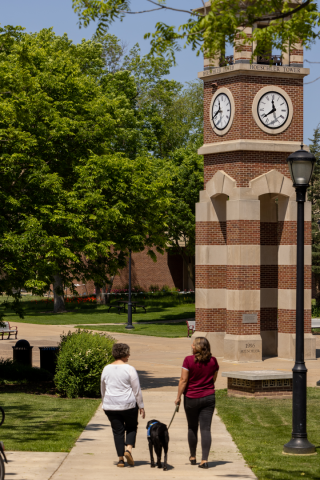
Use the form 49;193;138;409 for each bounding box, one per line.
108;301;146;314
186;320;195;337
0;322;18;340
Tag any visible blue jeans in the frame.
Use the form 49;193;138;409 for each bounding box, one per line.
184;394;215;461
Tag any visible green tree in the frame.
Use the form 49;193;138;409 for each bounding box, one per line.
308;125;320;304
0;26;170;313
72;0;320;62
91;34;204;290
92;34;204;156
164;147;203;288
73;152;171;300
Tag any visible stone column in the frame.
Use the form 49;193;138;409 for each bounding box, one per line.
195;190;227;357
290;42;304;67
277;198;315;359
204;52;220;70
224;197;262;362
234;27;252;64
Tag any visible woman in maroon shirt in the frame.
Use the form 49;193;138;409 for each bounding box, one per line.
175;337;219;469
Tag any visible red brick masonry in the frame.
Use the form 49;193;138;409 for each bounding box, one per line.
227;377;293;398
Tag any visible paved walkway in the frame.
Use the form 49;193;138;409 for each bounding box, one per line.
1;322;319;389
2;322;320;479
48;390;256;480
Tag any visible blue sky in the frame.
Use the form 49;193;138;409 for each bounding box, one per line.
2;0;320;143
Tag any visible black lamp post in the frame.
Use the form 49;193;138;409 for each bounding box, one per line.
283;145;316;455
125;249;134;330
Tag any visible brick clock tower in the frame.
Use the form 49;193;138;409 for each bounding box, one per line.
195;18;316;361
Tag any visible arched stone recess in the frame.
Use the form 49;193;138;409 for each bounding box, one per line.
249;169;295;199
194;170;235;356
206;170;237;199
251;170;315;360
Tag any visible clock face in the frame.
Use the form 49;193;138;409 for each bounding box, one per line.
257;92;289;129
211;93;231;131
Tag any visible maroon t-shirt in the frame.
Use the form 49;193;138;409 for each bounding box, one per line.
182;355;219;399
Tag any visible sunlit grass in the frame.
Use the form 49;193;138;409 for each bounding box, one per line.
76;322;188;338
216;389;320;480
0;294;195;325
0;393;100;452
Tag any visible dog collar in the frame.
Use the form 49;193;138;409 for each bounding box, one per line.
147;422;158;438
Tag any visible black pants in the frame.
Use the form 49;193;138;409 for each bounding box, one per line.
184;394;215;461
104;405;139;457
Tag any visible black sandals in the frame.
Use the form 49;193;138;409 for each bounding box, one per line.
124;450;135;466
198;462;208;469
189;456;197;465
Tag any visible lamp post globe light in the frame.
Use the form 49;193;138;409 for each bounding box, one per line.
283;145;316;455
125;249;134;330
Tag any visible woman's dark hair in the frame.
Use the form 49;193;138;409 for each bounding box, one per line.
112;343;130;360
194;337;212;363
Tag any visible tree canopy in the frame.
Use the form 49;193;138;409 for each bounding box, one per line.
72;0;320;62
308;125;320;304
93;33;204;290
0;26;171;311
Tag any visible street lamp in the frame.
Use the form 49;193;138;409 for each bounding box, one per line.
283;145;316;455
125;249;134;330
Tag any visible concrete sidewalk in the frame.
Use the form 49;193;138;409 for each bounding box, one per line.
2;322;319;479
48;391;256;480
1;322;319;389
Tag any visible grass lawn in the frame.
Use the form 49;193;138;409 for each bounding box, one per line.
0;294;194;325
76;322;188;338
0;393;100;452
216;389;320;480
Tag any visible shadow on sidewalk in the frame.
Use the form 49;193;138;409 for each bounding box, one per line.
209;460;232;467
137;370;179;390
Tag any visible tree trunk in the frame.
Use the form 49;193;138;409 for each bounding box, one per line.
182;252;195;291
101;286;107;305
105;276;115;304
188;256;195;291
95;284;103;304
53;274;66;313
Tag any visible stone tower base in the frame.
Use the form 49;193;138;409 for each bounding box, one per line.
191;331;316;361
278;333;316;360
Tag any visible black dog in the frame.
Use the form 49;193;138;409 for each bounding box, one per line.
146;419;169;471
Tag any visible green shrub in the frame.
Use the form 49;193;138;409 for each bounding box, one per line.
162;285;170;292
149;284;160;292
0;358;52;384
312;305;320;318
54;329;115;398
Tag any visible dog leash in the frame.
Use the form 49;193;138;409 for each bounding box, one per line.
167;404;179;430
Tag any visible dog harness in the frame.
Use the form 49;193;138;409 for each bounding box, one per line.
147;422;158;438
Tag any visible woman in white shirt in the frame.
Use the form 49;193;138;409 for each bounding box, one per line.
101;343;145;468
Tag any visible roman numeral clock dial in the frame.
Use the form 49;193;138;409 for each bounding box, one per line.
212;93;231;130
210;88;235;136
258;92;289;129
252;86;293;135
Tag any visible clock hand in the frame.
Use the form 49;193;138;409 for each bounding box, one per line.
212;108;221;119
262;107;276;118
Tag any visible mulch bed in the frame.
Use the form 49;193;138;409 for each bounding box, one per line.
0;381;100;399
0;381;58;396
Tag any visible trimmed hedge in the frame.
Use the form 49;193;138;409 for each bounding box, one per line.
54;329;115;398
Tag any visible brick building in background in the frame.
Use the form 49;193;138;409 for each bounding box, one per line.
112;249;189;291
194;3;315;361
74;248;194;296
